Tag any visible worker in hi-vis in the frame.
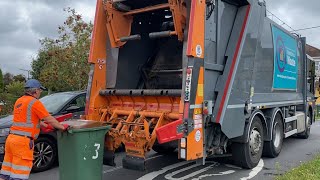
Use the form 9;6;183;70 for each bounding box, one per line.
0;79;70;180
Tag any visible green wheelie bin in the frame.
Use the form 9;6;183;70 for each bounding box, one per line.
57;120;111;180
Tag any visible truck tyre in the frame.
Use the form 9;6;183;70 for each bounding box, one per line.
263;113;283;158
297;110;311;139
152;139;177;154
232;116;264;169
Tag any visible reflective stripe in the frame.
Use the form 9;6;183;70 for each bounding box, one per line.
12;122;34;128
12;164;32;171
2;162;30;171
27;99;37;124
34;133;39;139
10;130;32;137
2;162;12;167
10;172;29;179
0;170;11;176
11;98;39;139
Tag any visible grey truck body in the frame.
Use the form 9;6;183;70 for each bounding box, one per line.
204;0;311;139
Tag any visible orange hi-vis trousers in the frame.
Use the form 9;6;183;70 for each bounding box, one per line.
0;134;34;180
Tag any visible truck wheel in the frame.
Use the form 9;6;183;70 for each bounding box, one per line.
152;139;177;154
232;116;264;169
263;113;283;158
298;111;311;139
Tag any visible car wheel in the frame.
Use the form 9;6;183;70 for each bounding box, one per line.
32;137;57;172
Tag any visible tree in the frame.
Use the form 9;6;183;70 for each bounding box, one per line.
0;81;24;116
0;69;3;92
3;73;13;88
0;93;15;116
31;50;50;80
13;74;26;83
6;81;24;97
31;8;93;92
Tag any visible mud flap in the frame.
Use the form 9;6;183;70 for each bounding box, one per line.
122;155;146;171
103;150;116;166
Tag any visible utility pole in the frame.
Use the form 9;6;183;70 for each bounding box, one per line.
19;68;31;80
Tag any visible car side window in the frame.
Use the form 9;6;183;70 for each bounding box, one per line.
69;95;86;110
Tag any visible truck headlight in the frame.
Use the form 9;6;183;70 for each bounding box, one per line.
0;128;10;137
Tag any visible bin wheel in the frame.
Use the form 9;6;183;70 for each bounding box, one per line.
32;137;57;172
232;116;264;169
263;113;284;158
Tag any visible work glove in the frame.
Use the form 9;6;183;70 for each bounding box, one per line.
62;124;70;131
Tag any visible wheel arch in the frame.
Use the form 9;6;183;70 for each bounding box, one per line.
262;108;284;141
244;110;267;143
37;133;57;144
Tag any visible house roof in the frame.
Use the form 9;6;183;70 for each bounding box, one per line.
306;44;320;57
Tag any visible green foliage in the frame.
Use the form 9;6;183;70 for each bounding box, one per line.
0;69;3;92
31;8;93;92
31;50;50;80
3;73;13;87
6;81;24;97
0;93;16;116
0;81;24;116
13;74;26;82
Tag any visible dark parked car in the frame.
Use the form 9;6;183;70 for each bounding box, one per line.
0;91;86;172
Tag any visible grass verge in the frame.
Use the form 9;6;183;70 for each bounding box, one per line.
276;155;320;180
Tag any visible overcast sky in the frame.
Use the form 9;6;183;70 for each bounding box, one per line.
0;0;319;77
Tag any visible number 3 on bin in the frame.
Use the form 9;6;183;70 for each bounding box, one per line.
92;143;100;159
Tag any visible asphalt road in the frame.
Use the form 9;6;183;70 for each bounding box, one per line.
30;121;320;180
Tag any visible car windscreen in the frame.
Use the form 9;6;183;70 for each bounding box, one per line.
40;93;74;114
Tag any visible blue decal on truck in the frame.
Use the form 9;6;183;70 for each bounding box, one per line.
272;25;298;90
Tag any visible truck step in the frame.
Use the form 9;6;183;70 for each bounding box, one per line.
285;129;298;138
122;155;146;171
285;116;297;123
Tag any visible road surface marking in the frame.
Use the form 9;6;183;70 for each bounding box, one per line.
164;162;219;180
103;166;123;173
240;159;264;180
137;161;192;180
139;158;263;180
191;170;236;180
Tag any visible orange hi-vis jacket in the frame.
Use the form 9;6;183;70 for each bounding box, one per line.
10;95;50;139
